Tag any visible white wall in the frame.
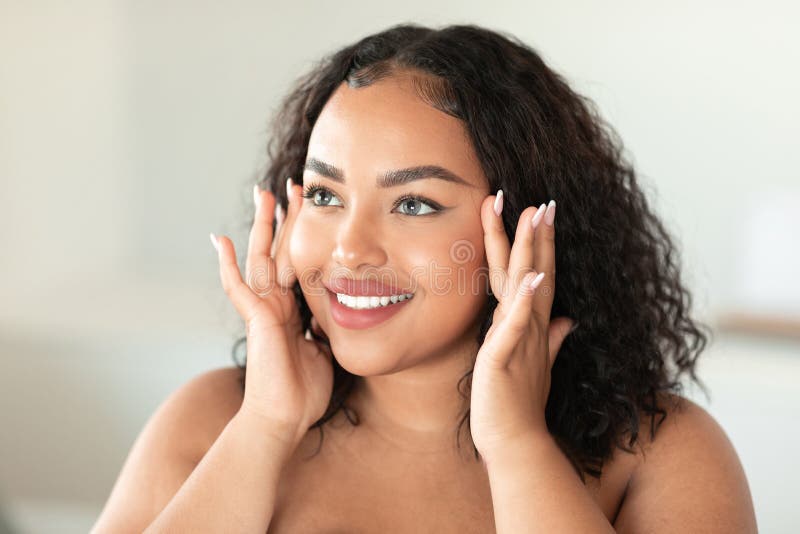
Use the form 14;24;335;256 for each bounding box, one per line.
1;1;798;532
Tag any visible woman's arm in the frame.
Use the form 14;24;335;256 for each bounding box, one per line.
143;407;298;533
90;367;299;534
484;394;757;533
485;431;615;533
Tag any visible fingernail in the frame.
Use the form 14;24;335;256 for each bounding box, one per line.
544;200;556;226
286;177;293;205
528;271;545;290
209;232;219;252
493;190;504;217
253;184;262;210
275;203;284;226
531;203;546;230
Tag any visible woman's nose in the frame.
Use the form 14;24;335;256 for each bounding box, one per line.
331;214;388;271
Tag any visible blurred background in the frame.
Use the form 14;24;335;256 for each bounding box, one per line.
1;1;798;532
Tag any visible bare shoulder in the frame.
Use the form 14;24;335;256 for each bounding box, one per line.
132;365;245;463
613;392;758;533
91;366;245;533
173;365;246;460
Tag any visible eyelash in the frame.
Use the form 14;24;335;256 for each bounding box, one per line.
300;181;444;216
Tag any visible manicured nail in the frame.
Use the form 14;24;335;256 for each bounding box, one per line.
531;203;546;230
209;232;219;252
286;177;293;205
528;271;545;290
493;189;504;217
544;200;556;226
253;184;262;210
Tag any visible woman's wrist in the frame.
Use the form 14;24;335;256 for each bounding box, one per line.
235;404;305;457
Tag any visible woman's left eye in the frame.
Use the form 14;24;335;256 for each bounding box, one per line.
393;196;440;216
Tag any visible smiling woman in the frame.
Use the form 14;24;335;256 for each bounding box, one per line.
92;23;757;533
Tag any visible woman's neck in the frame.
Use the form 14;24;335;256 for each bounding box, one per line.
344;331;481;457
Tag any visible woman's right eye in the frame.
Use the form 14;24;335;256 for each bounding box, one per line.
301;184;343;207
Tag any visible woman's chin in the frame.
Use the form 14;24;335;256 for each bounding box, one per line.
325;340;403;376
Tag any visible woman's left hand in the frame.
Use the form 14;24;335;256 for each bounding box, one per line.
470;193;577;464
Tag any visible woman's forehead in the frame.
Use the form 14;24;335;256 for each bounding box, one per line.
307;78;486;190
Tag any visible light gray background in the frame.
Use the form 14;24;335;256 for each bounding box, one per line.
1;1;798;532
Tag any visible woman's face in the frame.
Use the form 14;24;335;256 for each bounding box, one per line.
290;74;491;376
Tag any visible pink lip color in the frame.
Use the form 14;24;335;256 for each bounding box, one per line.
327;289;412;330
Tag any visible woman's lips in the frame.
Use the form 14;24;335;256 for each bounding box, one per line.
327;289;412;330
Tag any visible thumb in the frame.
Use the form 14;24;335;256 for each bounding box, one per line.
547;317;578;366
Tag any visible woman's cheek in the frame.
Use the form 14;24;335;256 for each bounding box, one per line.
289;214;326;284
418;231;487;296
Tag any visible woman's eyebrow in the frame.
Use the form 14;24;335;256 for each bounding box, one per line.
303;157;474;188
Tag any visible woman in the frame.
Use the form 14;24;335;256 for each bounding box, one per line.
93;23;757;533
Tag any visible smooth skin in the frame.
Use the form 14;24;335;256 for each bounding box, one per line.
91;73;756;532
90;182;757;532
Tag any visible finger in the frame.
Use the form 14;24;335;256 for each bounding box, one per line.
273;177;300;291
481;191;511;302
246;184;277;297
270;201;285;258
507;203;545;298
211;233;263;323
531;200;557;323
479;270;545;369
505;270;545;337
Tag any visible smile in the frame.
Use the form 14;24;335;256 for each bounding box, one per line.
327;289;414;329
334;292;414;310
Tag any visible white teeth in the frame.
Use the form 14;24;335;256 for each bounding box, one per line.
336;292;414;310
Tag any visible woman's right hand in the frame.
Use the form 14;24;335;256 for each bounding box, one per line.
210;178;334;448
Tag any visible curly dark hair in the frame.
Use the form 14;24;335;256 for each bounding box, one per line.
230;22;712;481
